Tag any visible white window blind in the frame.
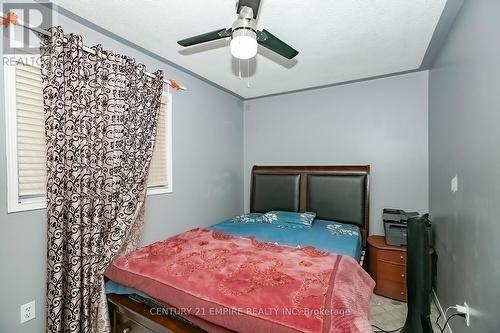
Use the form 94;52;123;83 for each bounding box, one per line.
15;63;46;198
5;59;172;212
147;94;171;191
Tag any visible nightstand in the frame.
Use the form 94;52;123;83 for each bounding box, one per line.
368;235;408;302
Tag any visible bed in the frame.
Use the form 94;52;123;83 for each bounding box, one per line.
106;165;373;333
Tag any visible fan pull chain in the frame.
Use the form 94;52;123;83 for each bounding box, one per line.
247;59;251;88
238;58;242;79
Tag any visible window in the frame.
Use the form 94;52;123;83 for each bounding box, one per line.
147;93;173;196
4;57;172;213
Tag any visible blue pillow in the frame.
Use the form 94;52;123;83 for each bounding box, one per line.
263;211;316;229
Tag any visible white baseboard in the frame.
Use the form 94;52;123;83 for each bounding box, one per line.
433;289;453;333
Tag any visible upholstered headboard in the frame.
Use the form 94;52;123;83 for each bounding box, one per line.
250;165;370;246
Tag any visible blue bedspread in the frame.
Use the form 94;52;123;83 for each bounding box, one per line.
210;217;362;260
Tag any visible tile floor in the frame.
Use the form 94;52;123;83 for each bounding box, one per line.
370;293;444;332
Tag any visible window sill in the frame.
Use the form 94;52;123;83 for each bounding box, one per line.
8;188;173;213
8;197;46;213
147;187;173;196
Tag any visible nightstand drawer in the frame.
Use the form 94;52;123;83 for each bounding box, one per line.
377;260;406;284
378;249;406;265
377;279;407;302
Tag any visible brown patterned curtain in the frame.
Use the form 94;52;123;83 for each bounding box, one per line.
41;27;163;333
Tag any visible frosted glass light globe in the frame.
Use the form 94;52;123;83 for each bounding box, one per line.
230;29;257;59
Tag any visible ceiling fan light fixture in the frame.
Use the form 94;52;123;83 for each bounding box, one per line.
177;1;299;61
230;29;257;59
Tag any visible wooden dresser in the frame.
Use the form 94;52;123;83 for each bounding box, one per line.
368;235;408;302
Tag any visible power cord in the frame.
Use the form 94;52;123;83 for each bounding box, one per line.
373;313;465;333
444;306;457;318
373;297;460;333
432;296;442;324
440;313;465;332
436;305;456;326
372;324;402;333
432;294;458;329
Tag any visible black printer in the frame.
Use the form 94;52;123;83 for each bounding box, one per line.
383;208;419;246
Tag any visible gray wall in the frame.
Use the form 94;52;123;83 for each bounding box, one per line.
429;0;500;331
0;11;243;333
244;71;429;235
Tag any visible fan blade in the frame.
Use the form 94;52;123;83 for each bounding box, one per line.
237;0;261;19
177;29;231;47
257;29;299;59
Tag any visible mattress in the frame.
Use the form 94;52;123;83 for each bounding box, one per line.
105;227;374;333
210;218;362;261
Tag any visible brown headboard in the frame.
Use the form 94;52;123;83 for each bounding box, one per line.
250;165;370;246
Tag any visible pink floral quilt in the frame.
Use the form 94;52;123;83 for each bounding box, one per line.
105;228;375;333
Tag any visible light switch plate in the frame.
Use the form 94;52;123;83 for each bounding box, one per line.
451;175;458;193
20;300;35;323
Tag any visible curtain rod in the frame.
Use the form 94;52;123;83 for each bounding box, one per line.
1;11;187;91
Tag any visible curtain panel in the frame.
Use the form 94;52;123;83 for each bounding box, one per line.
41;27;163;333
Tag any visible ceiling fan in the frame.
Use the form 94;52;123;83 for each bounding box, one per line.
177;0;298;60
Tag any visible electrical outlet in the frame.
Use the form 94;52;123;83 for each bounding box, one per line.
20;300;35;324
464;302;470;326
456;302;470;327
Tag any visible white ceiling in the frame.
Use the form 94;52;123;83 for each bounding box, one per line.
55;0;447;99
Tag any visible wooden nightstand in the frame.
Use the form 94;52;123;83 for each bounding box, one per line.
368;235;408;302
